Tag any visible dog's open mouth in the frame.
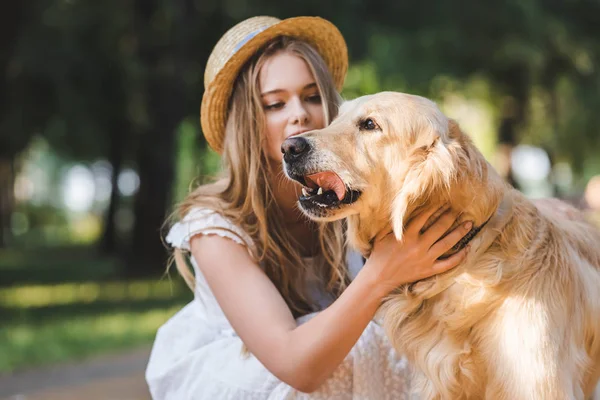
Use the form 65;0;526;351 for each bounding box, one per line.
296;172;361;208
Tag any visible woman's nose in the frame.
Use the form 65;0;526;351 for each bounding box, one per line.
289;97;309;125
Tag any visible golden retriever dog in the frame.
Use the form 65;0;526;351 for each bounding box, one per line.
281;92;600;399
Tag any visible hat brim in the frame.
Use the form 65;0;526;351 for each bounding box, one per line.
201;16;348;154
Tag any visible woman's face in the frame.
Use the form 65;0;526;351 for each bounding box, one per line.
259;52;325;163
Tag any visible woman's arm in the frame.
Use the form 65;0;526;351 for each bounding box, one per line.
191;205;471;392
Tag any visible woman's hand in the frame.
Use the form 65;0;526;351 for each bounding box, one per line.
363;204;472;296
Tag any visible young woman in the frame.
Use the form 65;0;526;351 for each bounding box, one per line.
145;16;471;399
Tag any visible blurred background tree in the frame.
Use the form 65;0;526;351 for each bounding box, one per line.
1;0;600;373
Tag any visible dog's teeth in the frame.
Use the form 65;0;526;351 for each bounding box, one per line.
302;187;309;197
317;187;323;195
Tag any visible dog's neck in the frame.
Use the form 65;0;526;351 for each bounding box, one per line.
410;193;514;299
465;191;514;261
346;211;393;257
371;193;515;303
438;216;493;259
348;200;506;260
347;166;509;259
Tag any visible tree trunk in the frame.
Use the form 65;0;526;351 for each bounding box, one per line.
0;157;14;248
497;102;521;190
99;121;127;255
127;0;186;276
496;67;530;191
0;4;26;248
130;79;182;276
127;0;227;276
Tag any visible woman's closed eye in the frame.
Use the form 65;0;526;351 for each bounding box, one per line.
306;94;322;104
264;101;285;111
264;94;320;111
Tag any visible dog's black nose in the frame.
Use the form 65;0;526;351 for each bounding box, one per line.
281;137;310;161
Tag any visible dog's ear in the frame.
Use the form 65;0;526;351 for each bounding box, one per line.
391;120;462;240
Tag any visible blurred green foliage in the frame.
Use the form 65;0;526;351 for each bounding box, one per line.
2;0;600;372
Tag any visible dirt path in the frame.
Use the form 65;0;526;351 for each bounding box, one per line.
0;347;152;400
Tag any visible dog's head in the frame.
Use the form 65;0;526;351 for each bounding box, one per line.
282;91;502;252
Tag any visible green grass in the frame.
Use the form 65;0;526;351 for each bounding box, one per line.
0;305;187;372
0;246;193;373
0;246;122;286
0;279;185;308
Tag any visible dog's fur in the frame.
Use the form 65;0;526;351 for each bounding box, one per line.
285;92;600;399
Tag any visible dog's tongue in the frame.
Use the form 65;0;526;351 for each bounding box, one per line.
306;172;346;201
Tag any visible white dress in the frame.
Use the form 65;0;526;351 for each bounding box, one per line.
145;208;412;399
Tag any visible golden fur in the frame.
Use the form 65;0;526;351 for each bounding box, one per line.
290;92;600;399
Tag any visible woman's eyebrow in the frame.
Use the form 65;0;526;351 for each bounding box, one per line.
261;83;317;97
261;88;284;96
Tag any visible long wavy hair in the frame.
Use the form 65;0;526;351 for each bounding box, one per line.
170;36;350;318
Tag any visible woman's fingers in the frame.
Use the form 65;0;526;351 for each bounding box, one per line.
420;209;462;246
430;247;468;274
429;221;473;258
406;204;449;237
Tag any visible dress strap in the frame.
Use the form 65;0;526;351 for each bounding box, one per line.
165;208;253;251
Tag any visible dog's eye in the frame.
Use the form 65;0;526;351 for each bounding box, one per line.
359;118;379;131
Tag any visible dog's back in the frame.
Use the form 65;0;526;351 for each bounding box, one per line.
534;200;600;397
383;186;600;399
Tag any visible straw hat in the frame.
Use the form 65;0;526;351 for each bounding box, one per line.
200;16;348;153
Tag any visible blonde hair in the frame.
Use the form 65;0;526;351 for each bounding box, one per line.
171;37;349;318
